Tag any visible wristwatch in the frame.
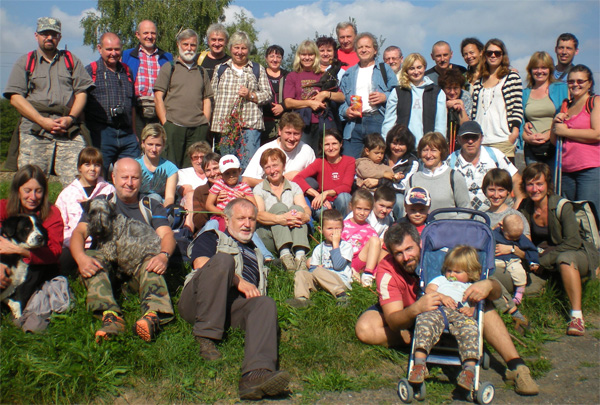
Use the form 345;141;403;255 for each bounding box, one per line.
249;92;256;102
160;251;171;259
510;246;515;254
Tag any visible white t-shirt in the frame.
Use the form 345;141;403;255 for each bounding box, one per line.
475;76;511;145
177;167;208;189
356;65;375;112
243;138;316;180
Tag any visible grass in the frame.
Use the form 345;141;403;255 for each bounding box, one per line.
1;179;599;403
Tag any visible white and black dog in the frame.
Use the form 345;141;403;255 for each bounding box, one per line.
82;196;162;276
1;214;47;318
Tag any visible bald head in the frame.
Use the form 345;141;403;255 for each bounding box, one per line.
98;32;122;70
136;20;157;52
112;158;142;203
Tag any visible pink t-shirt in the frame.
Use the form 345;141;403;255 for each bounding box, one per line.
342;219;378;256
209;179;253;210
562;101;600;172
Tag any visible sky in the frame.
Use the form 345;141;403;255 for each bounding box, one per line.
1;0;599;92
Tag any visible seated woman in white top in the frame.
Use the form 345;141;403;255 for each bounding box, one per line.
177;141;211;231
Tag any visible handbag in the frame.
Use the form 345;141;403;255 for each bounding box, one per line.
137;96;157;119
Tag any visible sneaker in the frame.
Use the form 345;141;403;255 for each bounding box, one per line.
285;297;313;308
239;368;290;400
408;363;429;384
567;317;585;336
505;365;539;395
195;336;222;361
134;311;160;342
95;310;125;342
336;294;349;307
360;272;374;287
280;254;296;271
457;368;475;391
295;256;308;272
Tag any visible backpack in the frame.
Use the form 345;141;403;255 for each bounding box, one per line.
165;60;208;98
216;61;260;84
25;50;73;92
89;61;133;83
448;146;499;168
556;198;600;250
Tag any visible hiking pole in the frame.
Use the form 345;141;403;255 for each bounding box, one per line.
554;136;563;195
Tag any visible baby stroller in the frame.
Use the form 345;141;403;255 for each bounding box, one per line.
398;208;496;404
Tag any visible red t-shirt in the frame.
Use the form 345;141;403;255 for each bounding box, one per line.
293;155;355;201
338;49;359;70
376;254;419;307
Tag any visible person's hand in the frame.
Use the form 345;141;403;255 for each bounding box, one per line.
216;190;228;204
416;292;442;314
238;86;250;99
237;278;261;298
528;131;550;145
529;263;540;273
523;122;534;138
368;91;386;106
363;178;379;189
77;255;104;278
346;107;362;119
39;116;61;133
446;99;465;112
0;236;25;256
394;172;404;182
307;99;326;111
231;189;247;199
282;211;302;227
312;91;329;103
495;243;512;256
331;227;341;247
553;122;569;137
459;306;475;317
310;195;323;210
553;112;568;124
271;103;284;116
462;280;493;304
440;294;457;309
145;253;168;275
0;263;12;289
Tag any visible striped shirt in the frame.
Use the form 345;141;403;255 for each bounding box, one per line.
209;179;253;210
470;70;523;130
135;46;160;97
210;59;272;132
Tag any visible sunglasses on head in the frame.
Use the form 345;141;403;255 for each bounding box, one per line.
486;50;503;58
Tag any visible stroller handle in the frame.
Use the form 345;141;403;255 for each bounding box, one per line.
426;208;491;226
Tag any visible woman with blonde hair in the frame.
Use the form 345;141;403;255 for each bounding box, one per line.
471;39;523;160
382;53;446;144
520;51;568;170
284;40;344;152
136;123;178;208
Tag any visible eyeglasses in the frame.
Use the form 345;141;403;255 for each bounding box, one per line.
190;155;204;161
567;79;589;86
485;50;503;58
384;57;401;62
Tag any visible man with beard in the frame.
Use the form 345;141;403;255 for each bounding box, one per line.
154;29;213;168
3;17;94;186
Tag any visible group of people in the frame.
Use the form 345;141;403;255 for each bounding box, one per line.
1;15;599;401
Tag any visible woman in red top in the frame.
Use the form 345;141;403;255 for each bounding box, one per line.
0;165;63;311
293;129;355;218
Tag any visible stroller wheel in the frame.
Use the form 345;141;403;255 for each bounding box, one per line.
414;382;426;401
476;382;495;404
397;378;414;403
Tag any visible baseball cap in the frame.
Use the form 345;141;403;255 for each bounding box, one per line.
37;17;61;34
219;155;240;173
405;187;431;206
457;121;483;137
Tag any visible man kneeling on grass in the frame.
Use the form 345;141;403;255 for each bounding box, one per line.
180;198;289;400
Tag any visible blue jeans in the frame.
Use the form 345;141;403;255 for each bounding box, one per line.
524;146;555;179
343;112;384;159
560;166;600;212
311;192;352;221
219;128;261;169
88;122;140;174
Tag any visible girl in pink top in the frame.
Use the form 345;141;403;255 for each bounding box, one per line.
341;189;382;287
551;64;599;211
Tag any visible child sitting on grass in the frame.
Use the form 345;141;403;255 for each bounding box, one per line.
355;133;402;193
342;189;382;287
493;214;540;305
409;245;482;392
398;187;431;235
346;186;395;239
286;209;354;308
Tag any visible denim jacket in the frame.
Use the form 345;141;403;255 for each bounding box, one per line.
339;59;398;139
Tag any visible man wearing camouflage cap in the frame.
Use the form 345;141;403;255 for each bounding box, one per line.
3;17;94;186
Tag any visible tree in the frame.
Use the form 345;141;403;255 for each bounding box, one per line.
81;0;231;54
0;99;20;164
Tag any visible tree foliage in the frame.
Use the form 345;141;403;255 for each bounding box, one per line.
0;100;19;163
81;0;231;54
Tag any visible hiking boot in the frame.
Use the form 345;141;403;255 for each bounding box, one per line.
408;364;429;384
280;254;296;271
336;294;349;307
285;297;313;308
567;317;585;336
457;368;475;391
505;365;539;395
134;311;160;342
239;368;290;400
295;256;308;272
195;336;222;361
95;310;125;342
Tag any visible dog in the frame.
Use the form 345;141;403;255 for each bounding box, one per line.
81;196;162;276
1;214;47;318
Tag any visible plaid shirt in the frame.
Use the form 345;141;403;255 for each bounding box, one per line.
211;60;271;132
135;46;160;97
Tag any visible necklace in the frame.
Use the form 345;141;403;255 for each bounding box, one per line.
481;86;495;115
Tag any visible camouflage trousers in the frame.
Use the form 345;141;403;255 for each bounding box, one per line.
80;250;174;324
413;307;479;363
19;130;84;187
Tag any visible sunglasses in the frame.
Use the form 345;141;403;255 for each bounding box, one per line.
485;50;503;58
566;79;589;86
461;134;481;142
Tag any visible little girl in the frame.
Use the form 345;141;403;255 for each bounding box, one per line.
55;147;115;274
408;245;481;392
355;133;401;193
341;189;382;287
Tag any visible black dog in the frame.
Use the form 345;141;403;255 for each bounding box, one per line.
1;214;47;318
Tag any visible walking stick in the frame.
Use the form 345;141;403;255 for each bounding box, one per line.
554;136;563;195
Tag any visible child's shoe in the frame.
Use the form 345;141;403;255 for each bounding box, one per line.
408;364;429;384
280;254;296;271
457;368;475;391
285;297;313;308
